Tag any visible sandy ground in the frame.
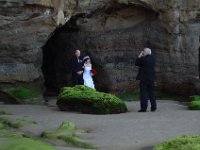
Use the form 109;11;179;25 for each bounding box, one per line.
0;100;199;150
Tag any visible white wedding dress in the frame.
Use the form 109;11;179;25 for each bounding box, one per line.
83;66;95;89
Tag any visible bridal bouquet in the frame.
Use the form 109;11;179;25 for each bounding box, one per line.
91;68;97;75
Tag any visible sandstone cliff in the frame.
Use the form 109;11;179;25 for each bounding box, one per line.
0;0;200;96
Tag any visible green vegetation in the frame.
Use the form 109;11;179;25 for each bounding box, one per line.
153;135;200;150
120;89;180;101
41;121;96;149
4;87;39;103
57;85;127;114
0;117;37;129
188;95;200;110
0;123;4;129
0;129;56;150
0;111;6;115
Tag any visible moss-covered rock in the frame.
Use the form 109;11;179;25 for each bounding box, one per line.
188;95;200;110
57;85;127;114
0;129;56;150
41;121;95;149
153;135;200;150
3;87;40;104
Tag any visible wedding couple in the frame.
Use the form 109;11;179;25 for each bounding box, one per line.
71;50;95;89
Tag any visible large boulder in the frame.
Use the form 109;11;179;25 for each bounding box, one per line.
57;85;128;114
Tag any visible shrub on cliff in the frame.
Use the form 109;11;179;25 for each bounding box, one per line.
153;135;200;150
57;85;127;114
188;95;200;110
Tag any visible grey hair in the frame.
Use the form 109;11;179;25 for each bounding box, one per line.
144;48;152;55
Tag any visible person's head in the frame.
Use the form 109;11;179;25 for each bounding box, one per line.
143;48;151;56
75;50;81;57
85;59;91;64
83;56;91;64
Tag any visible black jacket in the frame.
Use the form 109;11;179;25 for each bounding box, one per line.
70;56;83;73
135;55;155;81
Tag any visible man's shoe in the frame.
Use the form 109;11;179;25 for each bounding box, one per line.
151;108;157;112
138;110;146;112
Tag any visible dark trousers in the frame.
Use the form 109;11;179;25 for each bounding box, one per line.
72;72;84;86
140;80;157;110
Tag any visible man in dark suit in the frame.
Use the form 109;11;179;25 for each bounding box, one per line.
135;48;157;112
71;50;84;85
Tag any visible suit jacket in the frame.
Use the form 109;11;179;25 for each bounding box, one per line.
135;55;155;81
70;56;83;73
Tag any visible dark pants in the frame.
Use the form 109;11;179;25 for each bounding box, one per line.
72;72;84;86
140;80;157;111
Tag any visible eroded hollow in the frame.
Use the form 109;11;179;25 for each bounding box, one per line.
41;4;161;95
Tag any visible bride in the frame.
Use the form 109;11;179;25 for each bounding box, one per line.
83;56;95;89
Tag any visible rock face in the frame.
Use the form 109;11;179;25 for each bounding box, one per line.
0;0;200;96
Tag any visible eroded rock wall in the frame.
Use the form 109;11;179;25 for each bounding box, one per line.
0;0;200;95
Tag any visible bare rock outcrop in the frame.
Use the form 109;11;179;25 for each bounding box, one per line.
0;0;200;96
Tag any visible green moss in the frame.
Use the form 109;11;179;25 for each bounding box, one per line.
120;89;140;101
154;135;200;150
0;123;4;129
58;135;94;149
0;117;37;129
0;129;56;150
188;101;200;110
41;121;95;149
4;87;39;103
0;111;6;115
120;89;180;101
190;95;200;101
188;95;200;110
57;85;127;114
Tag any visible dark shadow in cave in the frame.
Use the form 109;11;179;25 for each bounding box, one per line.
41;17;85;95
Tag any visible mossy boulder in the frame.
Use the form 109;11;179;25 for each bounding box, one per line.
2;87;40;104
0;129;56;150
153;135;200;150
188;95;200;110
57;85;127;114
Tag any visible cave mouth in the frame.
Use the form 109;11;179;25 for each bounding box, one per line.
41;4;160;95
41;20;82;95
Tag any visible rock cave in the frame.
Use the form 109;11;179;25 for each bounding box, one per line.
0;0;200;97
42;4;160;94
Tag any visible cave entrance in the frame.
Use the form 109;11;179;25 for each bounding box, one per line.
41;19;86;95
41;4;160;95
